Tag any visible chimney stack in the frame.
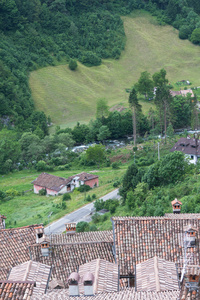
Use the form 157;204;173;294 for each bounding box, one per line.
171;198;182;214
184;225;198;248
0;215;6;229
34;226;44;243
65;222;76;234
68;272;80;296
83;272;94;296
39;235;50;256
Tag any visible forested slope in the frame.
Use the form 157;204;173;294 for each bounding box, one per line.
1;0;200;134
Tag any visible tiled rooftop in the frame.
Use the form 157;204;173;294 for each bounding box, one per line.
136;256;179;292
50;230;113;244
8;261;51;296
0;280;35;300
31;288;180;299
112;216;200;275
78;259;119;294
29;241;115;286
170;137;200;155
165;213;200;219
0;224;41;280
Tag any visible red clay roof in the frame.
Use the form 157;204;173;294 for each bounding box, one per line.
32;172;98;192
112;216;200;276
171;198;182;206
0;224;42;280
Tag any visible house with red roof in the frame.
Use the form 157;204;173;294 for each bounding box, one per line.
32;172;99;196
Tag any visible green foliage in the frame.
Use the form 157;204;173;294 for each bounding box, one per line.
62;193;71;201
69;59;78;71
5;188;20;197
76;221;89;232
86;195;92;202
35;160;48;171
191;28;200;44
39;188;46;196
136;71;154;99
85;144;106;167
96;99;109;120
77;184;91;193
94;198;105;211
112;162;120;169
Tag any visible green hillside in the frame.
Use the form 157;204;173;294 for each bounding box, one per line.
29;11;200;128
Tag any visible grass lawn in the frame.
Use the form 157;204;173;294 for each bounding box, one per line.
29;11;200;129
0;166;127;228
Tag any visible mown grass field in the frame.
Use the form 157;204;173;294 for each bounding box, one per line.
29;11;200;129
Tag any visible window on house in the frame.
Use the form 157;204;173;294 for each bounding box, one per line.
191;155;194;159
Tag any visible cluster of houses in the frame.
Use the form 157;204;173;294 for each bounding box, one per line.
0;199;200;299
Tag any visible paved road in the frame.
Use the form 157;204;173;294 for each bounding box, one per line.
44;189;119;235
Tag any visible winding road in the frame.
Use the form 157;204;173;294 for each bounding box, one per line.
44;189;119;234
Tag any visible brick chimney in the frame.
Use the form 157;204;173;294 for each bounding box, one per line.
68;272;80;296
83;272;94;296
34;226;44;243
39;235;50;256
171;198;182;214
65;222;76;234
184;225;198;248
0;214;6;229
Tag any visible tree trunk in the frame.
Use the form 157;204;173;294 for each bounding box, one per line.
132;106;136;146
164;101;167;143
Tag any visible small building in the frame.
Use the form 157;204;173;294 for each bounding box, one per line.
170;137;200;164
32;172;99;196
170;89;194;98
171;198;182;214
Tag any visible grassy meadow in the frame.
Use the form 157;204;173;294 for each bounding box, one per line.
29;11;200;129
0;164;127;228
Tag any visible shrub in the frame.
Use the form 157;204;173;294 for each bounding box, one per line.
76;221;89;232
69;59;78;70
36;160;48;171
113;180;120;188
92;194;96;200
6;189;21;197
63;193;71;201
39;188;46;196
78;184;91;193
94;199;104;211
89;225;97;231
112;162;120;169
92;213;101;224
86;195;92;202
62;202;67;209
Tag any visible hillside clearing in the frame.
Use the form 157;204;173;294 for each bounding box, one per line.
29;11;200;128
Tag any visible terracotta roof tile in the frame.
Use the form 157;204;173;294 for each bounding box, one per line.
136;256;179;292
78;259;119;294
31;287;180;299
8;261;51;296
111;216;200;275
0;280;34;299
50;230;113;244
29;241;115;287
0;224;42;280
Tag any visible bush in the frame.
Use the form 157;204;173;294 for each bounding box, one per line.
78;184;92;193
113;180;120;188
6;188;21;197
39;188;46;196
69;59;78;70
62;193;71;201
86;195;92;202
92;194;96;200
112;162;120;169
89;224;97;231
76;221;89;232
94;199;104;211
62;202;67;209
36;160;48;171
92;213;101;224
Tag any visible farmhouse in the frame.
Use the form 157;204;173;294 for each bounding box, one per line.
32;172;99;196
170;137;200;164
